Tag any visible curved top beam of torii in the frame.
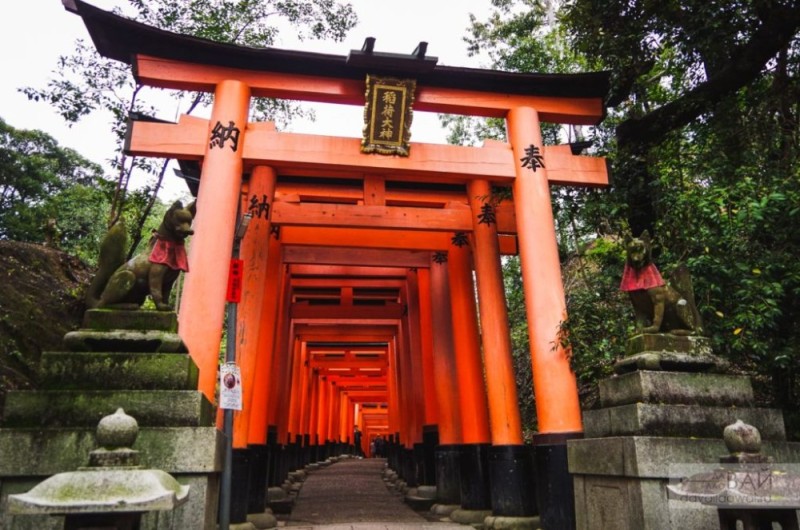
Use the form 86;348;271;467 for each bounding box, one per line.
65;1;611;188
63;0;609;124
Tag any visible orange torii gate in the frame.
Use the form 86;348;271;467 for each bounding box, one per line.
67;1;610;528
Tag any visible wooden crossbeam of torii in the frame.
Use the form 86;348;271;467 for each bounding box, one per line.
294;324;397;343
126;114;609;187
279;227;519;254
324;378;387;388
345;389;386;403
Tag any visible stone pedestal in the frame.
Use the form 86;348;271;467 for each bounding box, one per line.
0;310;221;530
568;334;800;530
246;444;269;514
434;445;462;506
458;443;491;511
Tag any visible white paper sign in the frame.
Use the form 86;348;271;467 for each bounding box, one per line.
219;362;243;410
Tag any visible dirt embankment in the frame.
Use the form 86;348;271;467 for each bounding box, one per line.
0;241;93;416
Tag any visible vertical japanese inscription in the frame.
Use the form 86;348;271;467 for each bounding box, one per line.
451;232;469;247
361;75;416;156
520;144;545;171
209;120;241;152
477;203;497;225
248;194;270;219
432;251;448;264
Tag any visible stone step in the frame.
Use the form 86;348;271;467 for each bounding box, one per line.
39;352;199;391
583;403;785;440
599;370;753;408
63;329;187;353
568;436;800;478
0;426;222;476
2;390;214;428
82;309;178;332
625;333;713;357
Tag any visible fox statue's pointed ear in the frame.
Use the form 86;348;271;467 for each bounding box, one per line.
187;201;197;217
640;230;651;245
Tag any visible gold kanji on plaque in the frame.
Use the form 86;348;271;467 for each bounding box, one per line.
361;75;416;156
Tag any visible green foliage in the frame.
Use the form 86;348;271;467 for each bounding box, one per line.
128;0;356;43
466;0;591;75
0;117;182;265
0;117;110;262
40;183;115;265
653;83;800;402
561;0;800;233
502;256;536;438
560;238;630;392
442;0;587;148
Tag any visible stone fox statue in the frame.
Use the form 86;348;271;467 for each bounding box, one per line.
86;201;196;311
620;231;703;336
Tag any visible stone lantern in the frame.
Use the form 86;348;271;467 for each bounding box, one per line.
668;420;800;530
8;408;189;529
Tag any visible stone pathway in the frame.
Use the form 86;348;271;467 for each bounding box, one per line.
279;458;462;530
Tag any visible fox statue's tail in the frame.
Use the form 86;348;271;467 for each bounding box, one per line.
85;223;128;309
670;264;704;334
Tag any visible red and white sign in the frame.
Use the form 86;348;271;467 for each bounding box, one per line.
226;258;244;303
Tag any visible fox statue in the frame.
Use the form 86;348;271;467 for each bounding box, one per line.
86;201;196;311
620;230;703;336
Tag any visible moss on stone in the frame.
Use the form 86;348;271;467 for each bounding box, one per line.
40;352;198;391
3;390;214;428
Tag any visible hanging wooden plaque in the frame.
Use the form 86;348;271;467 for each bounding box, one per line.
361;75;416;156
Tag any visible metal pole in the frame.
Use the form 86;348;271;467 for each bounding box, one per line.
219;302;237;530
219;211;250;530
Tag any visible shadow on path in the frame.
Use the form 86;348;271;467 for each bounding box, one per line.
281;458;462;530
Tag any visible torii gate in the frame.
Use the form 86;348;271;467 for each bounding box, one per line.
67;1;610;528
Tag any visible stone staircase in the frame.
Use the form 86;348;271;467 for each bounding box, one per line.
0;309;222;530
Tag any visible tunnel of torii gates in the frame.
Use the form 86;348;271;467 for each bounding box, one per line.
68;0;611;524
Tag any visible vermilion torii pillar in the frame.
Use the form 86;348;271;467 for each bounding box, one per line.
429;253;464;507
508;107;582;435
178;80;251;401
233;165;277;450
508;107;583;528
447;241;493;514
246;233;283;447
467;178;538;518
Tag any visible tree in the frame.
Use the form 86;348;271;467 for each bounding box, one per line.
23;0;358;254
0;117;110;262
562;0;800;234
562;0;800;432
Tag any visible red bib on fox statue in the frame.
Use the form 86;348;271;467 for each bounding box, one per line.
620;262;664;292
149;236;189;272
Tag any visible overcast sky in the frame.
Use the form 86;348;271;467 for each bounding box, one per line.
0;0;493;199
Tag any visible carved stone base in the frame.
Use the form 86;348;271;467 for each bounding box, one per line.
63;309;187;353
626;333;713;356
615;334;727;374
572;339;800;530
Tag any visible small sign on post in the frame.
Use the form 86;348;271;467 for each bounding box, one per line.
219;362;242;410
226;258;244;303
